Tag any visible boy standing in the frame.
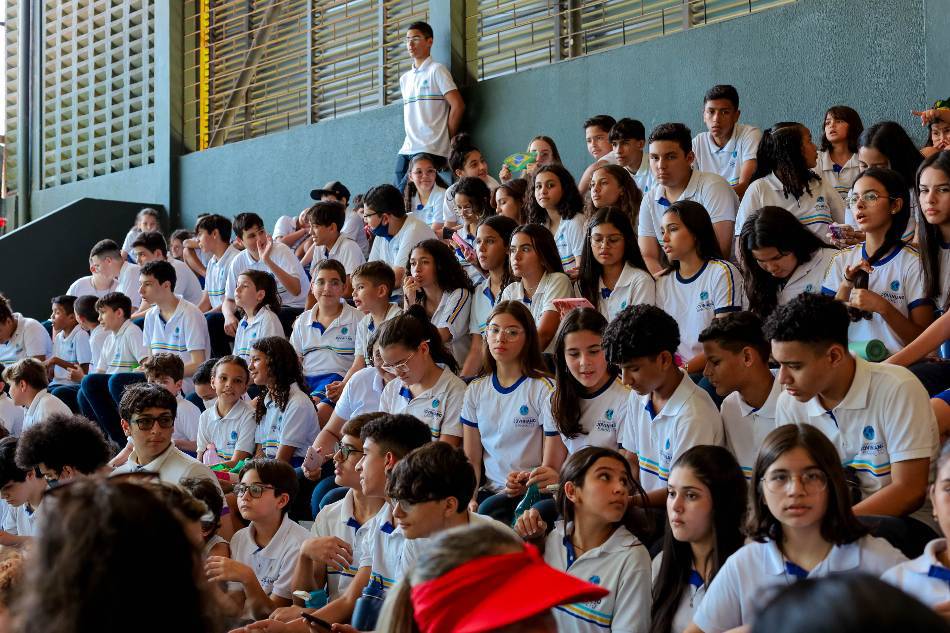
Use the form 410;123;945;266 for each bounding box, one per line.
46;295;92;411
0;437;48;547
3;358;71;432
603;305;723;507
698;312;781;479
395;21;464;189
131;231;204;308
692;85;761;198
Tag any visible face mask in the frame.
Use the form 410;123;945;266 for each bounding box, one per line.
372;222;393;240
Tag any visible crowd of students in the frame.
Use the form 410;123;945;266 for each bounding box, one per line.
0;17;948;633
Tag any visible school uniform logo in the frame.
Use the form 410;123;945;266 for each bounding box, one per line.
697;290;714;312
514;404;538;428
859;425;887;456
605;409;614;421
422;399;444;421
863;426;875;441
341;327;349;335
519;405;529;415
890;280;900;292
815;196;828;212
805;284;814;292
620;301;628;309
431;399;440;408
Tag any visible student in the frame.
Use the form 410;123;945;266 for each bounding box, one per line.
141;354;202;454
311;180;369;258
190;356;218;410
692;85;761;198
0;437;47;547
139;260;211;393
585;164;643;228
525;163;586;276
402;153;447;227
3;359;71;432
577;207;655;322
610;117;653;194
120;207;161;261
767;293;939;546
577;113;618;192
249;336;318;466
363;183;438;291
343;261;402;393
461;214;518;378
882;439;950;613
110;382;218;484
130;230;204;307
603;304;723;507
403;239;474;366
15;412;112;483
492;178;528;225
223;212;310;337
193;214;240;313
651;446;747;633
737;122;845;242
737;206;837;319
699;312;782;479
439;133;501;234
500;224;574;353
290;259;361;398
272;208;312;253
919;151;950;314
377;306;465;447
232;269;284;363
180;476;231;558
688;424;906;633
394;21;464;189
515;446;652;633
499;135;562;183
46;295;91;411
545;309;629;459
304;201;365;295
208;458;310;620
638;123;738;273
74;294;108;373
448;175;494;284
655;201;744;373
822;168;933;353
169;229;194;262
0;365;23;437
816;105;864;201
68;239;141;302
461;301;555;511
0;294;52;364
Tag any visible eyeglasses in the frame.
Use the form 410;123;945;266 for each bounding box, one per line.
130;413;176;431
392;498;437;513
405;36;424;44
381;351;415;374
485;325;524;340
233;483;276;498
335;442;364;461
845;192;895;206
361;211;379;220
761;469;828;494
590;234;624;246
456;205;475;214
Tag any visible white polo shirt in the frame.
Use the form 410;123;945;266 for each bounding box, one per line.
290;303;362;379
197;398;257;460
312;235;365;276
21;389;71;431
204;245;240;310
116;262;142;307
460;374;555;491
230;513;311;600
692;124;762;187
257;382;318;460
655;259;744;360
652;551;706;633
816;150;862;201
226;241;310;308
112;443;219;486
409;186;446;227
95;319;148;374
544;522;651;633
379;367;465;440
693;535;905;633
775;247;837;306
0;393;24;437
273;216;310;251
821;243;932;354
775;357;940;529
430;287;473;366
51;326;92;385
720;377;782;479
596;263;656;321
142;298;211;393
499;272;574;353
173;395;202;444
0;314;52;364
621;371;724;493
638;170;738;242
162;258;203;306
88;325;109;370
67;275;117;299
367;215;438;285
233;306;284;362
631;152;653;195
736;172;845;238
552;213;588;273
354;304;402;362
334;367;386;423
342;208;370;258
543;377;629;455
311;489;364;600
882;538;950;608
398;56;457;158
356;503;406;596
469;279;499;336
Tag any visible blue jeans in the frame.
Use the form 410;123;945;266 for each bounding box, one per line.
78;372;145;444
50;384;80;413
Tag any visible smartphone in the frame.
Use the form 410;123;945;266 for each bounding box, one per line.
300;612;334;632
552;297;595;314
829;224;853;241
452;232;476;259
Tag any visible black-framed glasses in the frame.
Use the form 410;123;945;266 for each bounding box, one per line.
335;442;364;461
130;413;175;431
234;483;276;498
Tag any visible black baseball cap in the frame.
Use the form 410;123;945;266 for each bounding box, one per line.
310;181;351;202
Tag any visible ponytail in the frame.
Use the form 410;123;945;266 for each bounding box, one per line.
378;304;459;374
754;122;819;199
